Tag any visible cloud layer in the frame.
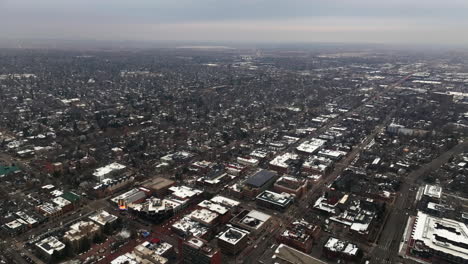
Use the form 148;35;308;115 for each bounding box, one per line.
1;0;467;45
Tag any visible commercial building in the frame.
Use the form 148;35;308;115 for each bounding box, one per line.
407;211;468;264
296;138;326;155
269;153;299;174
189;209;220;227
423;184;443;202
172;216;210;239
93;162;126;181
142;177;175;197
273;176;308;197
35;236;65;260
217;226;250;255
323;237;362;262
92;176;134;198
231;209;271;235
273;244;327;264
278;220;320;253
89;210;118;227
63;221;101;252
256;190;294;211
243;169;278;198
181;237;221;264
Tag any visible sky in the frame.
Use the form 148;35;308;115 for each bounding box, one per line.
1;0;468;45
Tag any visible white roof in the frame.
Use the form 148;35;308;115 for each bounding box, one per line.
423;184;442;199
247;210;271;222
169;186;203;200
93;162;126;178
218;227;250;245
198;200;229;215
210;195;240;208
324;237;359;256
256;190;294;207
36;236;65;256
172;217;209;237
52;197;71;208
189;209;219;225
269;153;298;168
89;210;118;226
296;138;326;154
411;211;468;259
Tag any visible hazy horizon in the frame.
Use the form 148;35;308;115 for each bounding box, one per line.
1;0;468;46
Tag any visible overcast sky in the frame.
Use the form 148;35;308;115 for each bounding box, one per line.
1;0;468;45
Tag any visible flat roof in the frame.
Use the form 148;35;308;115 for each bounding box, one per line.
218;227;250;245
423;184;442;199
89;210;118;226
411;211;468;259
245;170;277;188
324;237;359;256
274;244;327;264
198;200;229;215
189;209;219;225
210;195;240;208
256;190;294;207
144;177;175;190
36;236;65;256
93;162;126;178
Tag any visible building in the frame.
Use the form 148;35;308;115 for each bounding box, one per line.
111;252;168;264
181;237;221;264
189;209;220;227
143;177;176;197
273;244;327;264
274;176;308;197
278;220;320;253
111;188;147;207
243;169;278;198
168;186;203;202
407;211;468;264
231;209;271;235
92;176;134;198
423;184;442;202
35;236;65;260
323;237;362;262
269;153;299;174
256;190;294;211
296;138;326;155
89;210;118;227
237;156;259;167
217;226;250;255
93;162;126;181
63;221;101;252
172;217;210;239
130;197;183;223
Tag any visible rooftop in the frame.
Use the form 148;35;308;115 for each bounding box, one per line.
324;237;359;256
169;185;203;200
274;244;327;264
423;184;442;199
269;153;299;169
89;210;118;226
245;169;277;188
218;227;250;245
256;190;294;207
411;211;468;259
93;162;126;178
189;208;219;225
36;236;65;256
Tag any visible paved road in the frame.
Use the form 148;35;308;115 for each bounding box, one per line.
370;140;468;264
239;74;412;262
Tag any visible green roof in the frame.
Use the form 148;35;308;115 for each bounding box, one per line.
61;191;80;202
0;165;20;176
